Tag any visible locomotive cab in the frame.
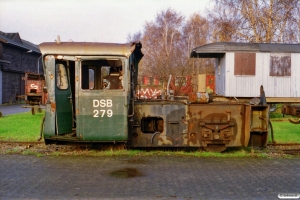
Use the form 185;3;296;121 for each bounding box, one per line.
40;42;143;144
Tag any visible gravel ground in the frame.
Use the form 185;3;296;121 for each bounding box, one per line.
0;153;299;199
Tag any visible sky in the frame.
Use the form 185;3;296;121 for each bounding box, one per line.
0;0;211;45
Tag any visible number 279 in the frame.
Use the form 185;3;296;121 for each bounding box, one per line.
93;109;113;117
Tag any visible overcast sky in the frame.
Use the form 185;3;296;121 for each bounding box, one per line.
0;0;210;45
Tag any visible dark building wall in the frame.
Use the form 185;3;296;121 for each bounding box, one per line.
1;71;23;103
0;43;3;59
1;44;41;103
2;44;40;73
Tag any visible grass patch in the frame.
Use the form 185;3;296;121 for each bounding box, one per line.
0;111;44;142
60;148;265;158
5;148;21;154
268;104;300;143
22;150;38;155
47;148;291;158
270;120;300;143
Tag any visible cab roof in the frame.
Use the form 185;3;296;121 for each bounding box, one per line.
39;42;135;57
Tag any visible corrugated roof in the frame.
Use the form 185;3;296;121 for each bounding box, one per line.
39;42;134;57
191;42;300;58
0;31;40;53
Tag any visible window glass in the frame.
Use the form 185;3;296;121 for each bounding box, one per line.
81;59;123;90
89;69;94;89
56;63;68;90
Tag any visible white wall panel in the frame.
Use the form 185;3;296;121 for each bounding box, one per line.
215;55;226;95
290;54;300;97
215;52;300;98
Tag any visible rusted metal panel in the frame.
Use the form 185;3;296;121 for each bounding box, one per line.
249;105;269;147
130;101;188;147
234;53;256;75
189;92;210;103
269;53;291;76
243;105;251;146
23;73;46;105
281;104;300;124
187;103;246;148
250;105;269;131
43;55;56;137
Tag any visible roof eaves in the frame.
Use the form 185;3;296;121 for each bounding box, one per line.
191;42;300;57
0;32;40;53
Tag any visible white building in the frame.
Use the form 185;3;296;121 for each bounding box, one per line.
191;42;300;102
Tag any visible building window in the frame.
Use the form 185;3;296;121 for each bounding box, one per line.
234;53;256;75
270;53;291;76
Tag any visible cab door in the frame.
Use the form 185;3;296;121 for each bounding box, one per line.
55;62;73;134
76;59;128;141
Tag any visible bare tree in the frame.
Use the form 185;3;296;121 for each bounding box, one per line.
208;0;300;43
127;8;216;94
141;8;186;83
284;0;300;42
127;31;143;43
183;13;214;75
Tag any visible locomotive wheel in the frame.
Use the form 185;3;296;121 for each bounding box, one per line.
204;144;227;152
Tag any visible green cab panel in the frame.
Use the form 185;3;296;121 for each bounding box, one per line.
77;95;128;141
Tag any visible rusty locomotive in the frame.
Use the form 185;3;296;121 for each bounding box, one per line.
39;40;269;151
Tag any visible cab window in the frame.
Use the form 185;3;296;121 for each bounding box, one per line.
81;59;123;90
56;63;69;90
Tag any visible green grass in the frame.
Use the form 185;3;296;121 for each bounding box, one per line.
0;111;44;142
270;120;300;143
268;104;300;143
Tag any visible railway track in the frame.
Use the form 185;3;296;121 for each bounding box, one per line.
266;143;300;155
0;141;299;155
267;142;300;146
281;149;300;155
